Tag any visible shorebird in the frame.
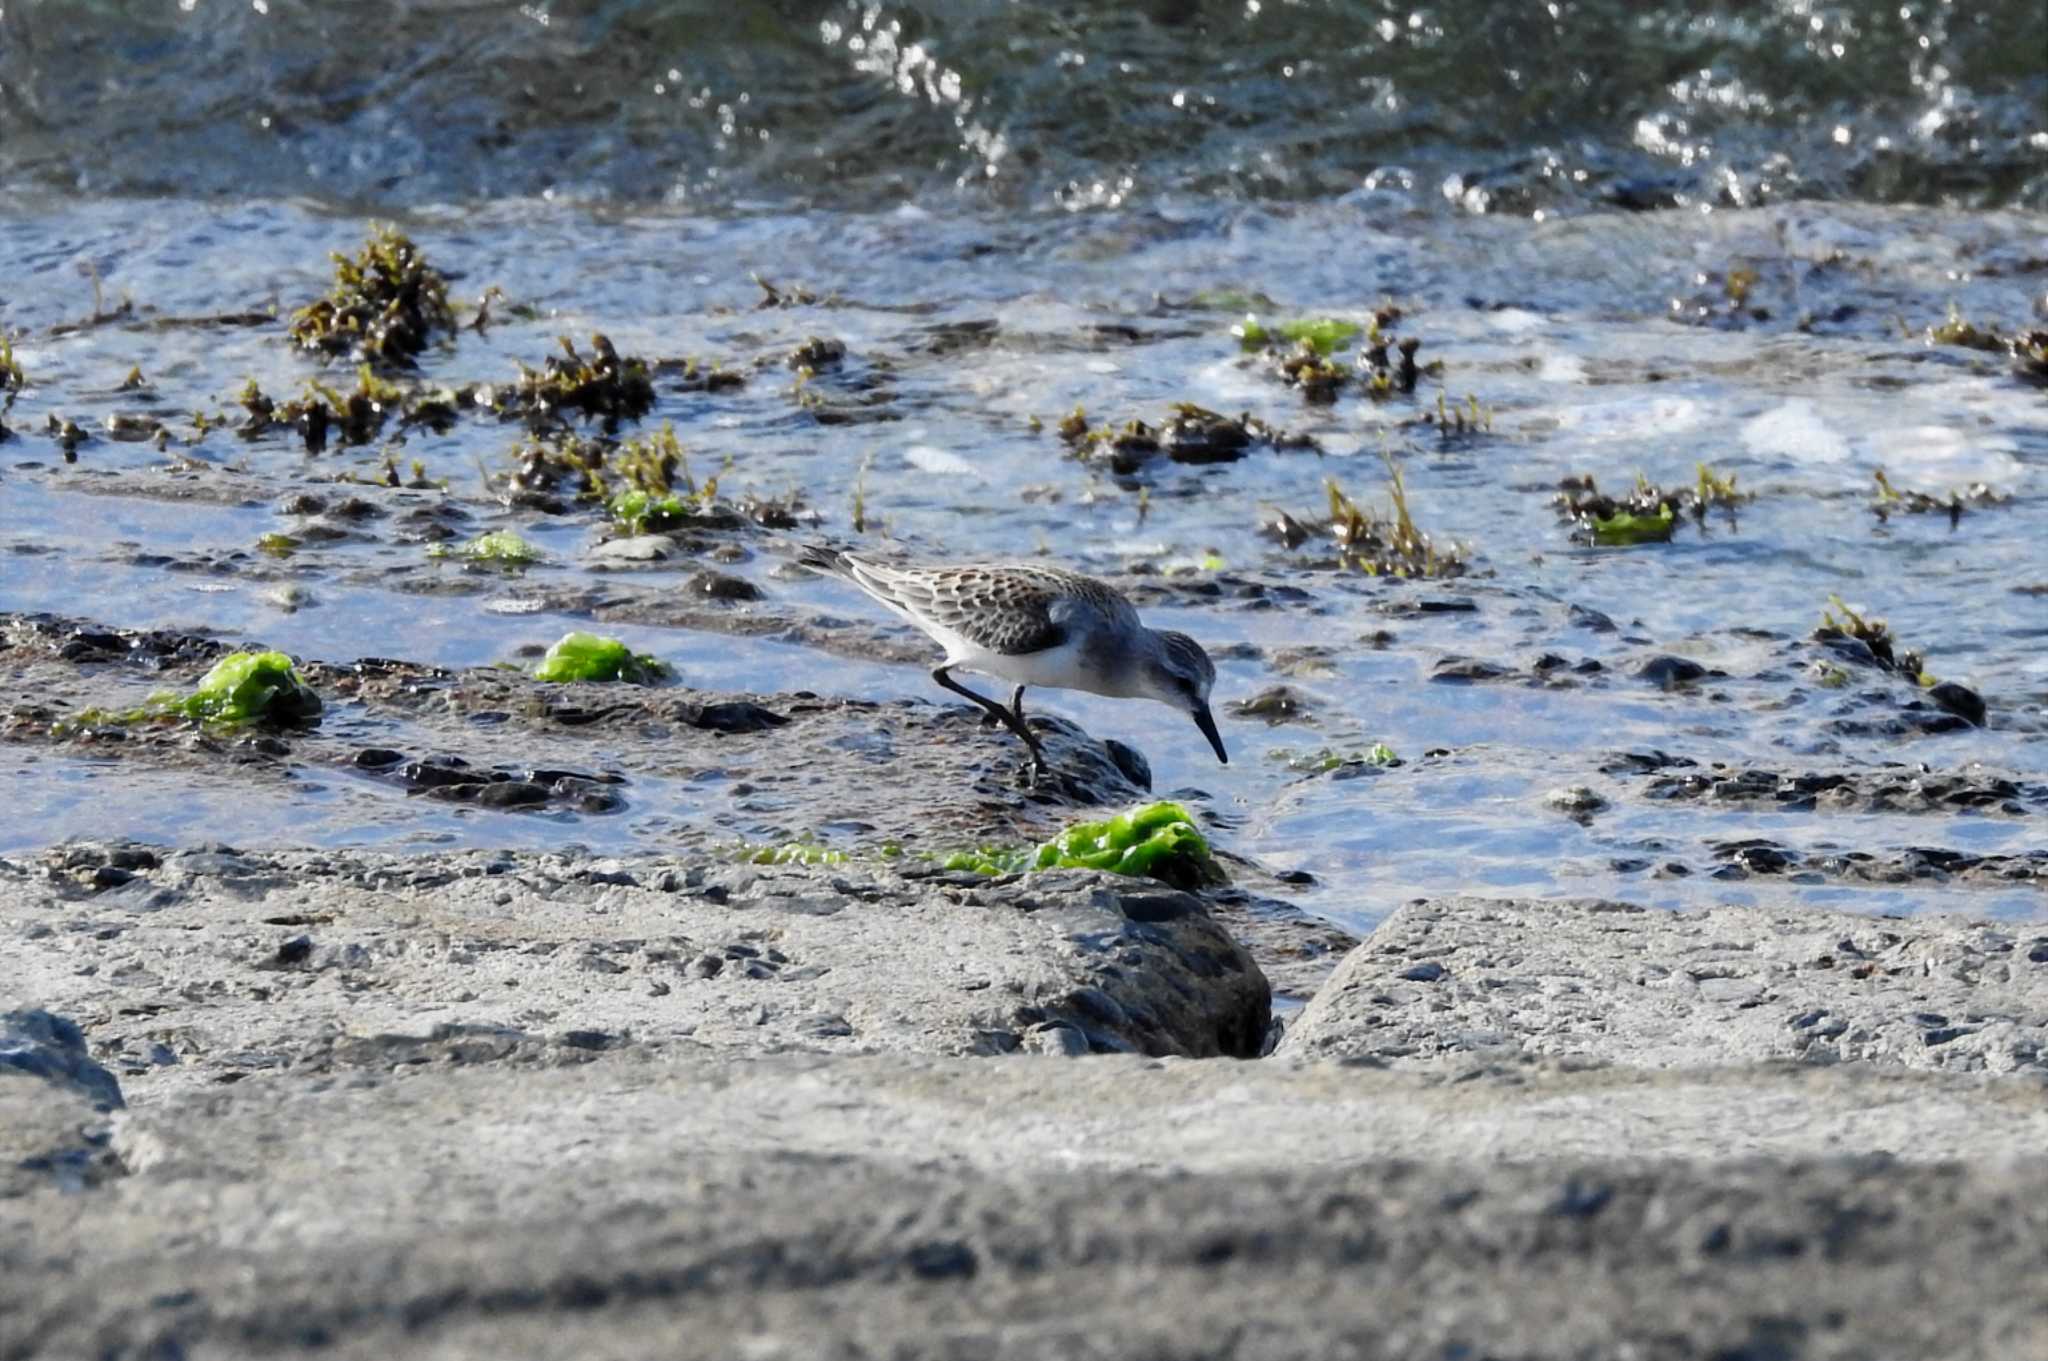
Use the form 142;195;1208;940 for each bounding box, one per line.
797;544;1228;781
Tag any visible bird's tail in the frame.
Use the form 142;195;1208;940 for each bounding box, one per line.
795;542;854;579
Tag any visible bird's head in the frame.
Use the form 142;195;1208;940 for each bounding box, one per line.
1142;630;1227;765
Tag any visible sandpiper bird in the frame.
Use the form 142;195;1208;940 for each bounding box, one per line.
797;544;1228;781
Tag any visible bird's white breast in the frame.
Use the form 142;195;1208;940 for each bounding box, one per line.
944;633;1122;696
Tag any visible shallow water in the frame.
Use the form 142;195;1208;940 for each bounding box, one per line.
3;4;2045;936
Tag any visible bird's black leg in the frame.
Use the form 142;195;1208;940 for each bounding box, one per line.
932;667;1049;780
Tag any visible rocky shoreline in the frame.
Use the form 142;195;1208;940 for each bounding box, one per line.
8;828;2048;1360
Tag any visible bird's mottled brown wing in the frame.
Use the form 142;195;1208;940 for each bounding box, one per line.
843;559;1134;657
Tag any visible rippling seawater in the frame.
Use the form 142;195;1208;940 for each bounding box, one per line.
1;1;2044;934
3;0;2043;210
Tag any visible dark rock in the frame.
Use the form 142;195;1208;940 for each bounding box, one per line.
1229;685;1312;724
1636;656;1709;688
476;782;551;810
670;699;788;733
1927;681;1986;727
1431;656;1512;683
686;570;763;602
1569;604;1618;633
0;1010;125;1110
1101;739;1152;791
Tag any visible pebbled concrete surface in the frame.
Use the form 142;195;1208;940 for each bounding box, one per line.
1;845;1272;1101
5;1052;2047;1361
9;863;2048;1360
1279;895;2048;1071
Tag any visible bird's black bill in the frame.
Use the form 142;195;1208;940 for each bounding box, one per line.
1192;704;1228;765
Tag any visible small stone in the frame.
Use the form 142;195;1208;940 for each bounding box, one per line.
1431;655;1512;683
589;534;673;562
1397;961;1447;983
1544;785;1608;815
1569;604;1617;633
685;570;763;601
1022;1023;1091;1057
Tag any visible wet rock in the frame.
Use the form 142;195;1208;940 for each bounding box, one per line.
1568;604;1618;633
667;698;787;733
476;781;551;810
1101;738;1152;791
1927;681;1987;727
685;570;763;602
1544;785;1607;815
1228;685;1312;725
1282;896;2048;1073
589;534;675;562
1636;763;2038;818
1382;597;1478;616
788;336;847;369
1635;655;1709;688
1158;405;1255;464
1430;655;1512;683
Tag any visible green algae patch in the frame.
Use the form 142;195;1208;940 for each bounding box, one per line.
732;841;848;867
1234;317;1360;357
938;845;1039;876
138;651;322;727
1034;801;1225;889
940;802;1225;891
289;225;455;366
432;530;543;565
1590;504;1677;545
532;632;669;685
1556;466;1750;546
1268;742;1402;774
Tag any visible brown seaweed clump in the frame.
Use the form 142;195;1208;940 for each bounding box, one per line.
1871;468;2009;530
1239;307;1440;404
2011;330;2048;387
1813;595;1985;727
0;336;22;440
500;334;656;430
1927;310;2048;390
288;225;456;366
1261;458;1465;578
1057;403;1315;475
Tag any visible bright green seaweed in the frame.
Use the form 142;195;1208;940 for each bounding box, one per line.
532;632;668;684
1590;504;1677;545
1233;317;1361;356
156;651;322;725
942;801;1225;890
